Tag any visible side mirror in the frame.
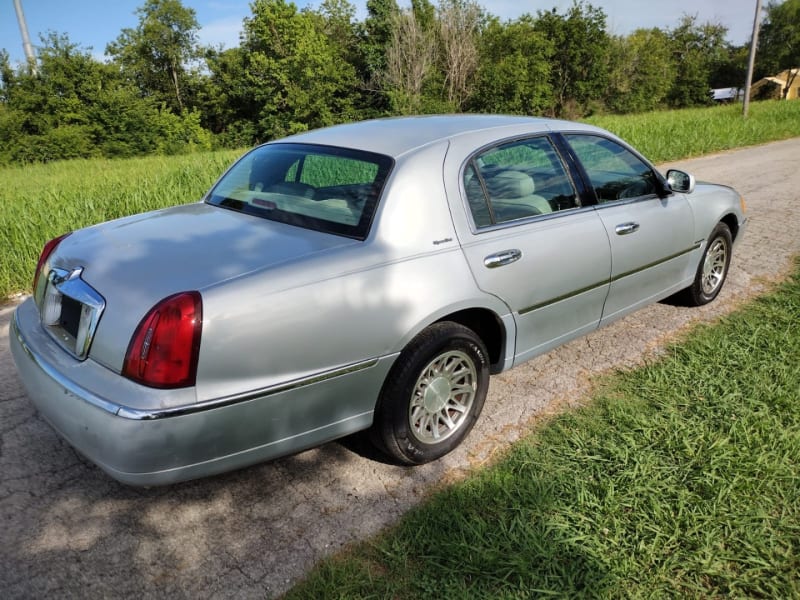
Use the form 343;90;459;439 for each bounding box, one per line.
665;169;696;194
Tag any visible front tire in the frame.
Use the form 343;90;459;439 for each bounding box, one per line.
372;322;490;465
680;222;732;306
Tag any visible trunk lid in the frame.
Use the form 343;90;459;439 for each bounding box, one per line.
46;202;357;370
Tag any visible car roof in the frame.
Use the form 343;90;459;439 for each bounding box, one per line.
275;114;604;159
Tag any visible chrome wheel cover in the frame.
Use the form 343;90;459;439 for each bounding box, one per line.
408;350;477;444
701;237;728;295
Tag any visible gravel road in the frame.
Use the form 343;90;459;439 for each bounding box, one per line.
2;137;799;598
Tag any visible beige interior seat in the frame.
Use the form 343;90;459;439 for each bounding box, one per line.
486;170;552;217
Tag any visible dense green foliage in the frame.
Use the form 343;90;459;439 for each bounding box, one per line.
0;33;211;164
534;2;610;117
285;258;800;599
106;0;203;113
2;0;792;166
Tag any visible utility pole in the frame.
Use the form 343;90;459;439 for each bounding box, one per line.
13;0;37;75
743;0;763;118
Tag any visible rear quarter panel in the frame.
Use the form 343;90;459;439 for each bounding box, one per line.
195;140;513;405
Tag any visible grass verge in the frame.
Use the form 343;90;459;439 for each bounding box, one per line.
587;99;800;162
286;259;800;599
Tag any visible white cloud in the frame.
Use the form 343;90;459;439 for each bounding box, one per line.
198;16;243;50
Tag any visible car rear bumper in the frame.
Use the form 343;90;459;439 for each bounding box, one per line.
10;300;390;486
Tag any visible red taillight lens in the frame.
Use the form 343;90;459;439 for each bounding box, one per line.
33;232;71;291
123;292;203;388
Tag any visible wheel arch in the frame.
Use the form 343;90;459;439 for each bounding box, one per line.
720;212;740;241
433;307;508;374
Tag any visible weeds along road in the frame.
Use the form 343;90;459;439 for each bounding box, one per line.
2;137;799;599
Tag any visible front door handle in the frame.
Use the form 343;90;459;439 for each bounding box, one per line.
484;249;522;269
615;222;640;235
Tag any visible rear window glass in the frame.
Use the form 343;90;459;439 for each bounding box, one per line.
206;143;393;240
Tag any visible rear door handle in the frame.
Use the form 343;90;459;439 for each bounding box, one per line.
484;249;522;269
615;222;640;235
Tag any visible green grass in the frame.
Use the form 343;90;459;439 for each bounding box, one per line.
286;259;800;598
2;100;800;301
0;149;240;300
587;100;800;163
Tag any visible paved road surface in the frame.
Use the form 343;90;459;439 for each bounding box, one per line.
2;138;799;598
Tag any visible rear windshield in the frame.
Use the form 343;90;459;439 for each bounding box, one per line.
206;143;394;240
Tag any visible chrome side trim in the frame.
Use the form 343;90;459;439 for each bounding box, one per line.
13;310;380;421
518;243;701;315
117;359;380;420
609;244;701;283
468;204;598;236
519;279;608;315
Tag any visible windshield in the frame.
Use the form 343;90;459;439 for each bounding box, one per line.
206;143;394;240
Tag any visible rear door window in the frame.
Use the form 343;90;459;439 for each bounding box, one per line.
464;136;579;227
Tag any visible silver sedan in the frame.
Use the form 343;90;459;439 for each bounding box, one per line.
10;115;747;485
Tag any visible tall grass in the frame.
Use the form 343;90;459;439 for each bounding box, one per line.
0;150;240;299
287;259;800;598
587;99;800;162
2;100;800;300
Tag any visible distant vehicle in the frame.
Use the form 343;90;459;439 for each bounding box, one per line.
711;87;743;103
10;115;747;486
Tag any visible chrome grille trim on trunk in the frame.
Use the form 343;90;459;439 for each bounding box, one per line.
36;266;105;360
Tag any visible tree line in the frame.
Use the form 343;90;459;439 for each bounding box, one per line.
1;0;797;165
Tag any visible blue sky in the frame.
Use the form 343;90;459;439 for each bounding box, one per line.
2;0;759;67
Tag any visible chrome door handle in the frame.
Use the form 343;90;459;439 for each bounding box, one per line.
484;249;522;269
615;222;640;235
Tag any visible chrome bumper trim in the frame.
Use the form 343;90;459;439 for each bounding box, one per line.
12;310;121;416
13;310;379;422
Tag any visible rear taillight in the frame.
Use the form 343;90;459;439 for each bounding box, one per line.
123;292;202;388
33;232;71;291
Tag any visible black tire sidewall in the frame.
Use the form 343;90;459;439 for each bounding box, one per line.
691;223;733;305
375;322;490;465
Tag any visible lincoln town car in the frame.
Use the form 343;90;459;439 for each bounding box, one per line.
10;115;747;485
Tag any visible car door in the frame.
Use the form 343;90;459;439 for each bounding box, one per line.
450;134;612;365
561;133;696;324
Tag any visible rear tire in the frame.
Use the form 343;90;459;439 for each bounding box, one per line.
679;222;732;306
371;322;489;465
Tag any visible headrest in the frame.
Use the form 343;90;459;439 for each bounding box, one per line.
486;170;535;198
